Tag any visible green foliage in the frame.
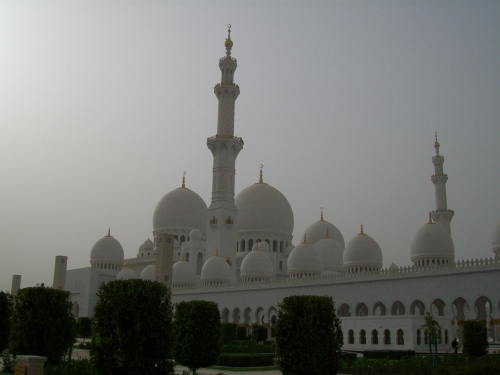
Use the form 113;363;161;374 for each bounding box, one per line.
236;326;248;340
0;292;13;354
45;358;93;375
220;323;236;344
75;317;92;343
275;295;343;375
90;279;174;375
221;340;275;354
1;351;16;373
173;300;221;375
462;320;488;357
422;312;442;345
363;350;415;360
9;284;75;366
435;354;500;375
217;353;275;367
251;324;268;342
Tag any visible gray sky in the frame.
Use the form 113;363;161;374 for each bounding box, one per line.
1;1;499;292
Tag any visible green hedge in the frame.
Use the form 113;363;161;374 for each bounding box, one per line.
463;320;488;357
363;350;415;360
236;327;248;340
220;323;237;344
251;325;268;342
221;340;275;353
341;352;357;361
217;353;275;367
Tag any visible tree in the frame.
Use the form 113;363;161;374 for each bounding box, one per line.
9;284;75;366
173;300;221;375
422;312;441;368
275;295;343;375
0;291;13;353
90;279;174;375
76;317;92;344
463;320;488;356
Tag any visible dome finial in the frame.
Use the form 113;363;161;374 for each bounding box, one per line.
434;131;440;155
107;227;111;237
360;224;365;235
182;171;186;188
303;233;307;243
320;207;324;221
427;212;435;224
259;164;263;183
225;24;233;50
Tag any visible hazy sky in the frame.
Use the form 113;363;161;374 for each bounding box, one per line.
1;1;499;292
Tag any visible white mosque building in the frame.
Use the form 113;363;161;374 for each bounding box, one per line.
34;28;500;352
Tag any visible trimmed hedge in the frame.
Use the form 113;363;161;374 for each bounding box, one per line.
341;352;357;361
363;350;415;360
221;340;275;354
220;323;237;344
463;320;488;357
236;327;248;340
251;325;268;342
217;353;275;367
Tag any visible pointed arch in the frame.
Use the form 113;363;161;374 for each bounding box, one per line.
372;301;387;316
410;300;425;316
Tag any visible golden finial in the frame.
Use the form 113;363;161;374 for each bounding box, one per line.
107;228;111;237
259;164;263;183
181;171;186;188
360;224;365;235
325;227;330;238
427;212;435;224
303;234;307;243
320;207;324;221
434;131;440;149
225;24;233;48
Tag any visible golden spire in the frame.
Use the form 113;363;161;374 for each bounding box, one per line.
359;224;366;235
427;212;435;224
325;227;330;238
225;24;233;48
181;171;186;188
259;164;263;183
434;131;440;150
107;228;111;237
320;207;324;221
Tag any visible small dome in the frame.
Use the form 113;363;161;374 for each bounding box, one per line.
241;242;273;281
303;220;345;248
389;262;399;272
201;253;231;284
143;238;154;249
410;221;454;263
173;260;196;286
189;229;202;241
255;241;270;252
236;182;294;236
140;265;155;281
153;187;207;233
116;268;137;280
287;239;322;276
343;228;383;270
90;232;124;264
492;217;500;255
315;237;343;271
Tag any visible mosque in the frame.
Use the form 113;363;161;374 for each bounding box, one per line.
28;28;500;352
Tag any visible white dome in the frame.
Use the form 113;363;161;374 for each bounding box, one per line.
173;260;196;286
315;237;343;271
410;222;454;263
492;217;500;255
303;219;345;248
143;238;154;250
255;241;270;252
140;264;155;281
240;243;273;280
90;233;124;264
116;268;137;280
343;228;383;269
287;240;322;276
189;228;202;241
235;182;294;236
201;254;231;284
153;187;207;232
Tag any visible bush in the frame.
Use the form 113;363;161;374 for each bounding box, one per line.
251;325;268;342
220;323;237;344
363;350;415;360
76;317;92;343
275;295;343;375
90;279;174;375
341;352;357;361
221;340;275;353
173;300;221;375
217;353;275;367
463;320;488;357
9;284;75;366
340;356;431;375
236;326;248;340
1;350;17;374
0;292;13;353
45;358;93;375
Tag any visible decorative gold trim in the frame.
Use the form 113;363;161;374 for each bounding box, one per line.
259;164;263;183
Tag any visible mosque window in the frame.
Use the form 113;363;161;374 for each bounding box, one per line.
348;330;354;344
273;240;277;252
372;330;378;344
280;241;284;253
359;330;366;344
396;329;404;345
384;330;391;345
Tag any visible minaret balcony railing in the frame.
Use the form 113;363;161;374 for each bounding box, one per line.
219;56;237;62
431;173;447;178
207;135;244;143
214;83;240;89
433;209;455;213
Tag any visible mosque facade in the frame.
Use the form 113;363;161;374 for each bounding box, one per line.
52;29;500;352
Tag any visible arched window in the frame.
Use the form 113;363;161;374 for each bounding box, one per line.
273;240;278;252
417;329;421;345
338;304;351;317
397;329;404;345
280;241;284;253
371;330;378;344
384;329;391;345
348;330;354;344
359;330;366;344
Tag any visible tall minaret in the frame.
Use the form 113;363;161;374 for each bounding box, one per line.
431;132;454;234
206;26;243;279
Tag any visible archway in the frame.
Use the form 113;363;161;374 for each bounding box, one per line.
474;296;492;321
391;301;406;316
372;301;387;316
356;303;369;316
410;300;425;316
430;299;445;316
338;303;351;317
243;307;252;325
255;307;265;325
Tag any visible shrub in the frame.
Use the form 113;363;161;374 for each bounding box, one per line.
75;317;92;344
46;358;93;375
462;320;488;357
275;295;343;375
221;340;275;353
173;300;221;375
363;350;415;360
341;352;357;361
217;353;275;367
9;284;75;366
0;292;13;353
236;326;248;340
251;324;268;342
1;350;17;374
90;279;174;375
220;323;237;344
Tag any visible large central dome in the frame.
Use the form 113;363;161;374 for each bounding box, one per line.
235;182;294;235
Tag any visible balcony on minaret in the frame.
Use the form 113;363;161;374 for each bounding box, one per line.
209;216;218;229
225;216;234;228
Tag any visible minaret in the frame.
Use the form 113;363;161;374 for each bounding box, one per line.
431;132;454;234
206;26;243;279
